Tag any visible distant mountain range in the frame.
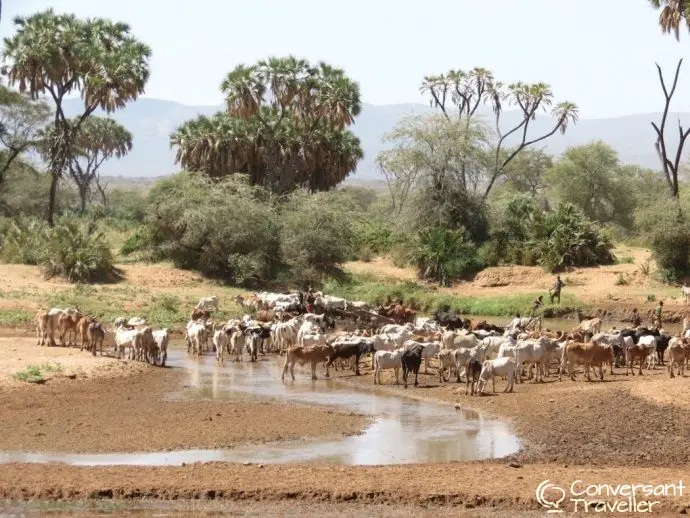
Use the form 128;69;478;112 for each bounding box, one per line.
63;97;687;181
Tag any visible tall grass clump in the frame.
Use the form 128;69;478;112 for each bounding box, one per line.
0;216;48;265
0;216;115;282
41;218;115;282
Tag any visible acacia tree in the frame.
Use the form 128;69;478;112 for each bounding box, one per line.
2;9;151;224
420;68;578;199
63;116;132;212
0;86;49;186
170;56;363;193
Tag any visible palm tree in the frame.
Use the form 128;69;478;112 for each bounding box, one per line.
2;9;151;224
171;56;363;193
650;0;690;39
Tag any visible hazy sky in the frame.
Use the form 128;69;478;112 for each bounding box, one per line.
1;0;689;118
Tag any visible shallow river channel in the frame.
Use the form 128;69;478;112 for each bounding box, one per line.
0;349;521;466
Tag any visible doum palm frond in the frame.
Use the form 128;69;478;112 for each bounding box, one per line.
650;0;690;39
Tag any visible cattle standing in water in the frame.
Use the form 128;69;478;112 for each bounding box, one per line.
401;344;424;388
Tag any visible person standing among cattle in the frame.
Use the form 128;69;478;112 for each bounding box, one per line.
631;308;642;328
654;301;663;329
531;295;544;316
305;286;315;314
549;275;564;304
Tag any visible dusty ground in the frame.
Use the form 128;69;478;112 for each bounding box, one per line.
4;256;690;514
2;344;690;513
0;336;153;389
0;338;367;454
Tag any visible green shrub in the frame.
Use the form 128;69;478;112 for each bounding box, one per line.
279;190;355;284
389;244;409;268
352;218;395;255
41;218;115;282
527;203;615;272
358;245;373;262
649;220;690;281
13;365;45;383
144;173;280;285
408;228;483;286
0;216;48;265
0;216;115;283
616;256;634;264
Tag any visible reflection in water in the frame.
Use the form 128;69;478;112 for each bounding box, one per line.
0;350;520;466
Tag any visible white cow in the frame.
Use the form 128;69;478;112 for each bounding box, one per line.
477;357;517;394
373;348;404;385
213;328;229;363
152;329;169;366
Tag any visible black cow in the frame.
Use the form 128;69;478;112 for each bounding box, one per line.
401;345;424;388
325;341;372;376
433;309;464;330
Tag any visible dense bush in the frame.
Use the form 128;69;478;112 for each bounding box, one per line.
41;218;115;282
528;203;615;272
635;198;690;281
0;216;48;264
407;227;484;286
278;190;356;284
141;173;280;284
0;216;115;282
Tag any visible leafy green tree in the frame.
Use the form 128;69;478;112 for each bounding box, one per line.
501;148;552;196
170;56;363;193
141;173;280;284
420;67;578;199
279;190;356;284
377;115;490;242
2;9;151;224
0;86;49;187
545;141;636;228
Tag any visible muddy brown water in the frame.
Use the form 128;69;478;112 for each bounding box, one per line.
0;345;520;466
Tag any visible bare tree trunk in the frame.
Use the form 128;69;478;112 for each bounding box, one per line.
47;173;59;225
78;183;88;214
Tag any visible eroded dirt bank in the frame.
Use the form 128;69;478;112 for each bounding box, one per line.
0;339;367;454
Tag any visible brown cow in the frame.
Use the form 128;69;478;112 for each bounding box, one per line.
256;310;276;322
234;294;262;312
58;311;83;347
282;344;335;381
626;343;655;376
76;316;95;351
190;308;211;321
559;340;613;382
35;310;50;346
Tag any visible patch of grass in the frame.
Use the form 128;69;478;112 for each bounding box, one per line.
647;294;656;302
0;309;34;326
639;259;651;276
12;365;45;384
616;256;634;264
323;273;585;317
38;362;62;373
614;273;629;286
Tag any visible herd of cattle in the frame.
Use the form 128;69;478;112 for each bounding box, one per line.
33;290;690;395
